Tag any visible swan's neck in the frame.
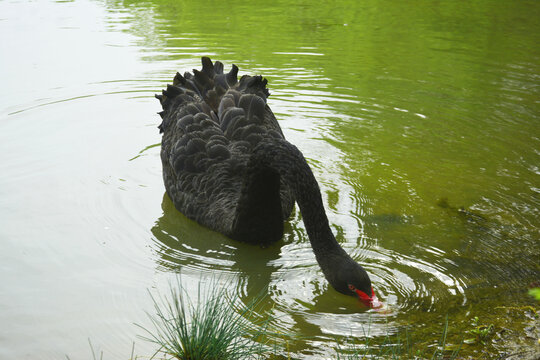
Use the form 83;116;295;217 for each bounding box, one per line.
287;152;354;282
290;161;343;256
246;139;351;273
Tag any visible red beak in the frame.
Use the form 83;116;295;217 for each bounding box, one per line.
355;287;383;308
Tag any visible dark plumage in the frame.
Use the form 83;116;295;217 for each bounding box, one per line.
157;57;377;306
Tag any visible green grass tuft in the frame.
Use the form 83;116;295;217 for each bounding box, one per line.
137;276;273;360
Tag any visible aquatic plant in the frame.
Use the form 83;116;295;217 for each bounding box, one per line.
463;316;494;345
137;277;273;360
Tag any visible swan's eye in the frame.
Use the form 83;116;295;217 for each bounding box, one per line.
348;284;355;291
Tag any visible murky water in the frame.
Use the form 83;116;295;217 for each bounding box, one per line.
1;0;539;358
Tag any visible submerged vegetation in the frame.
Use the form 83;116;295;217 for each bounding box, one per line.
335;318;461;360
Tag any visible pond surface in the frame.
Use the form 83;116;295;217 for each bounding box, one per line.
1;0;539;358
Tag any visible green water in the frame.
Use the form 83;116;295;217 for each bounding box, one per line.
1;0;539;358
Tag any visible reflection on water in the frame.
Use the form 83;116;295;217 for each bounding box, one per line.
1;0;539;358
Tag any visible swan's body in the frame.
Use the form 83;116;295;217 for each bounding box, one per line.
157;57;377;306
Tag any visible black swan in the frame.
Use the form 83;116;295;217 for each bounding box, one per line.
156;57;379;308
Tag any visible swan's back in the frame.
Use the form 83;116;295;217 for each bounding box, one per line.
157;57;294;241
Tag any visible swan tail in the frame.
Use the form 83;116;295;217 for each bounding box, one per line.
157;57;238;132
157;57;275;135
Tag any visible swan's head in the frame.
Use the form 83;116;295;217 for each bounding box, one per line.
348;284;381;308
327;257;382;308
345;267;382;308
